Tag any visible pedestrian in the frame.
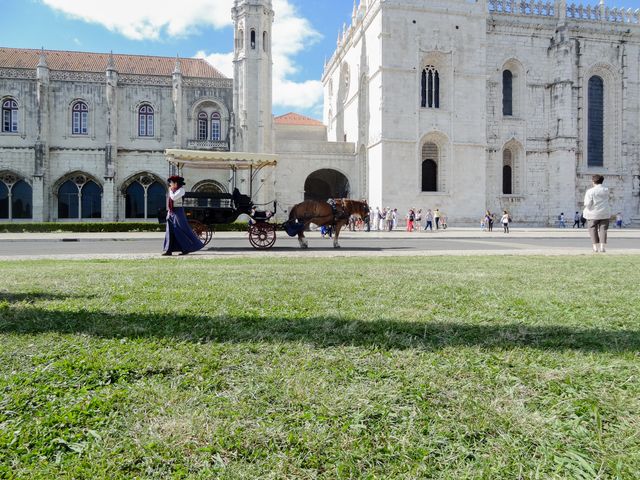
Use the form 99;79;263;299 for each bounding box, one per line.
501;210;511;233
424;209;433;231
386;207;394;231
406;209;415;232
480;217;486;231
434;208;441;230
616;212;623;229
374;207;381;231
558;212;566;228
580;213;587;228
485;210;494;232
573;211;581;228
441;213;448;229
415;209;422;232
583;174;611;253
392;208;398;230
162;176;204;256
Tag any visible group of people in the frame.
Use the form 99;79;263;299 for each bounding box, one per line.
558;210;624;229
161;174;616;254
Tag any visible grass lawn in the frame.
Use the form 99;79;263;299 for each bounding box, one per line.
0;256;639;479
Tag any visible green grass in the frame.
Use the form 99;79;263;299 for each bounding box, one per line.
0;256;639;479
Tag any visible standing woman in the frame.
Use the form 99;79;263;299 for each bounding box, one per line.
583;174;611;253
501;210;510;234
162;176;204;256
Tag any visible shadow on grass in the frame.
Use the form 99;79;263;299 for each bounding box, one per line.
1;307;638;352
0;292;87;303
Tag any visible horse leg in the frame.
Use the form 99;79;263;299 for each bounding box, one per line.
333;224;341;248
298;231;308;249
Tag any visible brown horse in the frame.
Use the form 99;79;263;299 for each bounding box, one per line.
288;199;370;248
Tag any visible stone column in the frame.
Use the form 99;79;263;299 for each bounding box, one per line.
34;49;50;221
104;52;118;220
172;57;184;149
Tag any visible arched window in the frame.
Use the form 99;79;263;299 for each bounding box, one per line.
502;165;513;195
11;180;32;218
250;29;256;49
211;112;221;141
238;29;244;50
503;70;513;116
72;101;88;135
125;178;166;219
125;182;145;218
588;75;604;168
421;142;439;192
0;182;8;218
198;112;208;141
421;66;439;109
138;105;154;137
58;180;79;219
81;181;102;219
2;99;18;133
263;31;268;52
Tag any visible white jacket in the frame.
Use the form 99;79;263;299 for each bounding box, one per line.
583;184;610;220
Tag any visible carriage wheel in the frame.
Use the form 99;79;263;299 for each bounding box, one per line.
189;220;213;246
248;222;276;250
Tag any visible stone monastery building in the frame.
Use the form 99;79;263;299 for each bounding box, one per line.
1;0;639;225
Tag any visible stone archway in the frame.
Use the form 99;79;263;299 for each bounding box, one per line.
304;169;350;202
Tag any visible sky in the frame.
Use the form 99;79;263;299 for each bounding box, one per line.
2;0;640;119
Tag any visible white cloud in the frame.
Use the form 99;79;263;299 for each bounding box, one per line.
41;0;324;113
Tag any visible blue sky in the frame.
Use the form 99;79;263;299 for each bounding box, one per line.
2;0;639;118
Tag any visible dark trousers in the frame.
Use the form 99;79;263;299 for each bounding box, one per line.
573;220;580;228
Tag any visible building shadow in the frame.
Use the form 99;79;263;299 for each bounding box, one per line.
1;307;637;353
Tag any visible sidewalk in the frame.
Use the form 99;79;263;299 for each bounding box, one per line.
1;227;638;241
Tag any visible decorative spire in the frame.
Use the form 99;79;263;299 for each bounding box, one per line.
37;47;48;68
352;0;357;21
106;50;115;71
173;54;182;75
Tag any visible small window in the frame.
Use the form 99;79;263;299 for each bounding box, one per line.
211;112;221;141
2;99;19;133
238;29;244;50
503;70;513;116
198;112;208;141
138;105;154;137
421;66;439;109
251;29;256;49
72;101;88;135
263;31;268;52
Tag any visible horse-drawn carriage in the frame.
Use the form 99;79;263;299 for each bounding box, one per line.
161;149;280;249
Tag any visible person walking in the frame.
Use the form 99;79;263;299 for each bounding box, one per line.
558;212;566;228
615;212;623;229
406;209;415;232
415;209;422;232
424;209;433;231
386;207;394;231
162;176;204;256
434;208;441;230
501;210;511;234
583;174;611;253
485;210;494;232
573;211;581;228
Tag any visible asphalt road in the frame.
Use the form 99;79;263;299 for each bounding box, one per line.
1;233;638;257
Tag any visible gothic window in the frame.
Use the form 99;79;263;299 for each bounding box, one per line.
2;99;18;133
238;29;244;50
11;180;32;218
138;104;154;137
503;165;513;195
58;177;102;219
211;112;221;141
503;70;513;116
81;181;102;218
125;178;165;219
421;142;439;192
72;101;88;135
421;66;439;109
198;112;208;140
588;75;604;168
0;181;7;218
250;29;256;49
263;31;268;52
58;180;79;219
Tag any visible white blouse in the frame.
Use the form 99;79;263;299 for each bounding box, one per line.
169;187;185;203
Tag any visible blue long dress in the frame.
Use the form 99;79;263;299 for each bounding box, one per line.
163;188;204;254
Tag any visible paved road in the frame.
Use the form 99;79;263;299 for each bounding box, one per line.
1;230;638;258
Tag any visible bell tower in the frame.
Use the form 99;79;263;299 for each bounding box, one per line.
232;0;274;153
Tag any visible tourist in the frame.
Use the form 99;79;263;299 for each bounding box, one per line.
406;209;415;232
441;213;448;229
501;210;511;234
616;212;623;229
480;217;486;231
415;209;422;231
386;207;394;231
374;207;381;231
558;212;566;228
392;208;398;230
580;212;587;228
162;176;204;256
573;211;581;228
434;208;441;230
583;174;611;253
424;209;433;231
485;211;494;232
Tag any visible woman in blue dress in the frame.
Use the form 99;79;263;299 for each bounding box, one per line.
162;176;204;256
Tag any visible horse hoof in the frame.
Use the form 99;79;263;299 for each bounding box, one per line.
334;244;341;249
